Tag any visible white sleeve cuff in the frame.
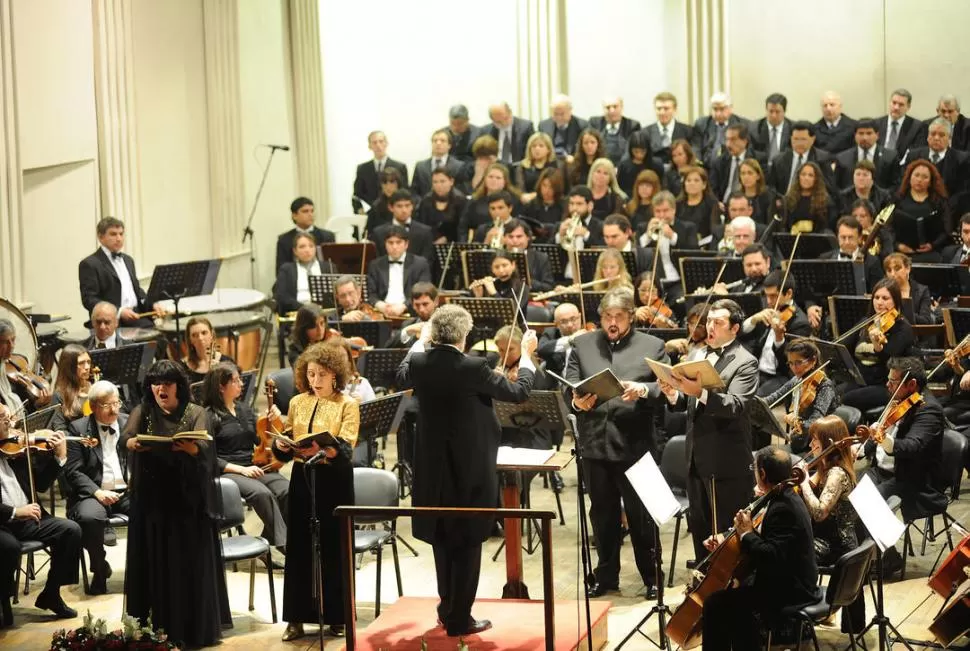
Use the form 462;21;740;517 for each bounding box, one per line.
699;389;709;404
410;339;426;354
518;355;536;373
742;317;756;334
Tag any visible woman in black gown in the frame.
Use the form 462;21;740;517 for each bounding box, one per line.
122;360;230;649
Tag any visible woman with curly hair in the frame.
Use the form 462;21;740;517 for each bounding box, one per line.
274;342;359;641
894;159;951;262
783;161;838;233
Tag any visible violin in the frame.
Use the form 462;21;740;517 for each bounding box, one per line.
855;387;923;444
798;368;827;413
637;296;677;328
5;353;52;408
867;307;900;348
0;431;99;458
81;366;102;417
345;336;370;360
253;380;285;472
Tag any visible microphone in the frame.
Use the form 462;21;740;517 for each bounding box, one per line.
264;144;290;151
305;449;329;465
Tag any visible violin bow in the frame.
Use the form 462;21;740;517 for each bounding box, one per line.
437;242;455;289
873;370;911;432
768;360;831;409
773;231;801;313
500;283;531;372
645;223;663;321
927;333;970;381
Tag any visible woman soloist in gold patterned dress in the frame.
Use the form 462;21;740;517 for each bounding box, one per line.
274;342;360;641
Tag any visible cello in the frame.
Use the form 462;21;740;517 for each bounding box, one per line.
253;380;284;472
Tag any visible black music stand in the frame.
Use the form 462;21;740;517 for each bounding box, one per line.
334;321;391;348
773;233;837;260
530;243;567;281
911;264;970;300
357;348;408;394
308;273;369;306
574;249;637;285
636;328;688;342
804;337;865;386
828;296;871;339
679;257;744;294
558;292;608;325
24;404;58;433
670;249;717;268
789;260;866;306
145;259;221;352
89;343;156;388
434;242;486;290
450;297;517;348
943;307;970;347
319;242;376;275
750;396;787;442
462;249;530;286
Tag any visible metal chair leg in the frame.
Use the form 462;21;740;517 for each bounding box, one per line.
375;545;383;618
248;559;256;610
80;550;90;594
391;539;402;596
266;552;278;623
921;516;932;555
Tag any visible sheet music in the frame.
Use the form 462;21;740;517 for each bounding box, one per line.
624;451;680;526
496;446;555;467
848;475;905;552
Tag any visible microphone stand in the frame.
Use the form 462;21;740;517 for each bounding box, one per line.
566;414;595;648
616;521;670;649
241;146;283;289
306;451;328;650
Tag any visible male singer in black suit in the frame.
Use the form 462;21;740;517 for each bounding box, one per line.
931;94;970;152
64;381;129;595
411;129;466;199
274;197;336;272
367;226;432;319
371;190;435;262
658;298;759;562
643;91;693;166
818;216;883;291
710;123;765;204
538;94;588;158
446;104;480;163
396;304;537;637
485;102;535;165
589;96;642;164
813;91;857;154
352;130;409;212
905;118;970;200
567;288;670;598
0;404;81;624
750;93;792;161
877;89;926;158
701;446;819;649
78;217;161;328
766;121;835;195
834;119;900;191
691;91;748;165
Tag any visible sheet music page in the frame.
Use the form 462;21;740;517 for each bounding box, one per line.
624;451;680;525
496;446;556;467
848;475;905;552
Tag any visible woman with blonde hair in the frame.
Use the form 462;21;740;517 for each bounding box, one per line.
593;248;633;291
587;157;628;219
515;132;558;200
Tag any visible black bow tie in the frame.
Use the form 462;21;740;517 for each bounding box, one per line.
110;252;122;261
389;259;403;265
708;345;726;356
100;425;114;434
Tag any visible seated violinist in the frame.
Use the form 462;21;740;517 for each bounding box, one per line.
701;446;819;650
0;403;81;625
64;381;129;595
859;357;946;574
883;253;933;325
335;275;382;323
663;303;709;363
326;338;376;404
763;339;839;453
391;282;439;349
50;345;93;433
841;278;915;411
941;338;970;427
366;226;431;318
634;271;678;328
739;270;812;397
181;316;235;384
287;304;333;367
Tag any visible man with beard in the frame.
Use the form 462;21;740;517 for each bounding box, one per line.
565;288;669;599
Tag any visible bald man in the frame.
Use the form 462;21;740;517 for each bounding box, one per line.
538;94;588;158
589;96;643;164
483;102;535;164
537;303;583;376
813;91;857;154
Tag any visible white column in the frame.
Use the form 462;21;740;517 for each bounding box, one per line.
684;0;729;121
0;0;24;300
289;0;328;219
515;0;565;124
92;0;142;259
203;0;245;257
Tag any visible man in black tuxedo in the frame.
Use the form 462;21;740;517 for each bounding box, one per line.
485;101;535;165
274;197;336;272
751;93;792;161
643;91;693;166
367;226;432;319
905;117;970;200
691;91;748;165
819;216;883;291
538;94;588;158
411;129;467;199
701;446;819;649
0;405;81;624
589;96;642;164
835;118;900;192
446;104;480;163
567;289;669;598
942;213;970;265
766;121;835;195
537;302;583;376
352;130;409;212
396;304;536;637
931;94;970;152
711;123;765;204
814;90;857;154
877;88;926;158
659;298;759;562
602;214;651;274
64;381;129;594
371;190;435;262
86;303;131;350
78;217;161;328
502;218;554;293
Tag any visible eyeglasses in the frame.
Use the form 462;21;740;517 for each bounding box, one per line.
787;358;813;368
97;400;122;410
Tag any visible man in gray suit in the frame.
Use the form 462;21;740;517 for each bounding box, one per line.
658;298;759;562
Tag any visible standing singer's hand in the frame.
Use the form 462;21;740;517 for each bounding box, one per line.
572;393;597;411
673;372;703;398
620;381;647;401
657;378;677;400
172;440;199;456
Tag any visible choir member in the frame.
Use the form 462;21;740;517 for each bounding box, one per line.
353;130;408;213
882;253;933;325
676;165;721;239
893;159;951;262
782;161;838;233
514;132;558;199
411;129;465;199
415;167;468;244
274;197;335;272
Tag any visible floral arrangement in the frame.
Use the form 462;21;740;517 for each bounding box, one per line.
50;611;179;650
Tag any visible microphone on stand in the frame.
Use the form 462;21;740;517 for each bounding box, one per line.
264;144;290;151
304;448;330;465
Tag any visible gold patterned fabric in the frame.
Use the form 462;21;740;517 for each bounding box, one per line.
286;392;360;448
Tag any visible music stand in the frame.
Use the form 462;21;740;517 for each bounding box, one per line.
308;274;369;306
334;321;391;348
319;242;377;275
911;264;970;300
789;260;866;307
679;257;744;295
530;243;567;281
357;390;408;468
450;297;517;347
462;249;530;286
942;307;970;347
146;259;221;352
434;242;486;290
89;343;156;388
575;249;637;285
636;328;688;342
773;233;837;260
802;337;865;386
828;296;871;340
749;396;787;442
357;348;409;393
24;404;58;433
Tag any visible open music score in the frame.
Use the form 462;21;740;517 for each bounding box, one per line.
645;358;725;390
135;430;212;445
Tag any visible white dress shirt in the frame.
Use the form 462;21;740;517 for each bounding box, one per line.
102;245;138;310
1;454;66;521
385;252;407;306
97;420;127;490
296;259;322;304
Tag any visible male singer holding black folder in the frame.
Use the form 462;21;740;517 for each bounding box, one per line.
565;287;669;599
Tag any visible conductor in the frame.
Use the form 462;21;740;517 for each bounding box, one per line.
396;304;537;638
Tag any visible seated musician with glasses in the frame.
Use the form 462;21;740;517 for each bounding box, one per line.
64;380;129;595
334;275;382;323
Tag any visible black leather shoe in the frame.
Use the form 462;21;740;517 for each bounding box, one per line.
446;618;492;637
103;526;117;547
88;575;108;596
281;623;304;641
327;625;345;637
643;584;658;600
35;591;77;619
586;582;619;598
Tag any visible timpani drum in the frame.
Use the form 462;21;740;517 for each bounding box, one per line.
0;297;39;370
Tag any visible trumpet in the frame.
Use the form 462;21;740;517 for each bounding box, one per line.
561;212;583;252
489;218;505;249
647;222;665;243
